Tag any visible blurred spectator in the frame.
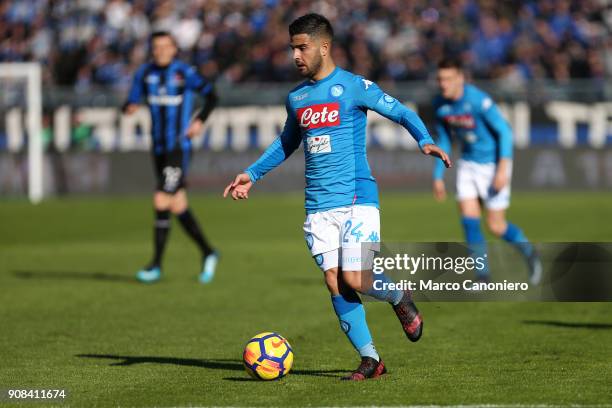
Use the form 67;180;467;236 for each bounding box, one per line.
0;0;609;89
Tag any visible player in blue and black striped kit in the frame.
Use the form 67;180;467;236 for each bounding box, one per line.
124;31;218;284
224;14;451;380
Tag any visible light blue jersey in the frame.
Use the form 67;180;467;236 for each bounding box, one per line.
432;84;513;180
246;67;435;213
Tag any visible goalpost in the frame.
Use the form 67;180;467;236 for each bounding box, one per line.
0;63;43;203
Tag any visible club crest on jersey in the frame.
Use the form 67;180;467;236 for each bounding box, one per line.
330;84;344;97
172;73;184;87
464;132;477;143
440;104;451;114
297;102;340;129
306;135;331;154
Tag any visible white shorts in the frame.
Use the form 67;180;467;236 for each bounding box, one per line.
456;159;512;210
303;205;380;272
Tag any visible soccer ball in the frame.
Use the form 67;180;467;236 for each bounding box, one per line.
243;332;294;380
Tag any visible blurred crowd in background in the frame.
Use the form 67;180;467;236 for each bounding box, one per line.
0;0;610;91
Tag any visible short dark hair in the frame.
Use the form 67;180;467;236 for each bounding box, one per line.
289;13;334;40
150;31;176;44
438;57;463;71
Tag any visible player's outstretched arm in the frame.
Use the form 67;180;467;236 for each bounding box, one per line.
376;98;452;168
422;144;452;169
222;133;296;201
223;100;301;201
223;173;253;200
357;78;452;169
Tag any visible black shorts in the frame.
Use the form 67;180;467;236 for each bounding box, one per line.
153;149;191;194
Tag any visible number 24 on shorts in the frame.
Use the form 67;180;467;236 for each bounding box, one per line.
343;221;364;243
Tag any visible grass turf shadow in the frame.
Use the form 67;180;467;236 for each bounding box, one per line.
522;320;612;330
76;354;348;378
13;270;135;282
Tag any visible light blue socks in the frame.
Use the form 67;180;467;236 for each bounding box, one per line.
462;216;489;279
331;292;379;361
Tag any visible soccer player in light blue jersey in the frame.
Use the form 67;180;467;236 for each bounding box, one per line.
224;14;451;380
432;57;541;285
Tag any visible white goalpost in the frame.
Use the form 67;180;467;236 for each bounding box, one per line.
0;63;43;203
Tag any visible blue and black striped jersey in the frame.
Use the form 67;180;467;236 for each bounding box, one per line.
127;60;214;155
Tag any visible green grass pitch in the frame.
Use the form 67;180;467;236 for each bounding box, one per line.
1;192;611;407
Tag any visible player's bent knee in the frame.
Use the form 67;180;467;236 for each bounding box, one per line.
324;267;339;278
324;267;340;294
153;192;171;211
170;202;187;214
487;219;507;237
341;270;362;291
459;199;481;218
169;192;188;214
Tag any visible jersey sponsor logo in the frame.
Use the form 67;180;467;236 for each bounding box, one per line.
306;135;331;153
444;114;475;129
147;95;184;106
297;102;340;129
